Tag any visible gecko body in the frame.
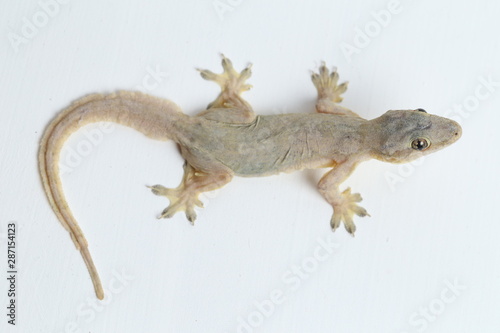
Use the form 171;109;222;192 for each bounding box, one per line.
39;55;461;299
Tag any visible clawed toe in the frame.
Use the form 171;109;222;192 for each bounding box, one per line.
147;184;173;196
185;207;197;224
159;203;178;219
343;215;356;236
239;63;253;81
330;211;342;231
197;69;220;82
220;53;237;76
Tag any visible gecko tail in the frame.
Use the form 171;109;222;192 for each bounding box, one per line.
38;91;186;299
81;247;104;299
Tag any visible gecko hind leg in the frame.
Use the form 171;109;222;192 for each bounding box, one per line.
311;62;360;117
148;162;232;223
197;54;254;113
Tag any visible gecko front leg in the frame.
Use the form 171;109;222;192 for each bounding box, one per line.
148;162;232;223
311;62;361;117
318;160;369;235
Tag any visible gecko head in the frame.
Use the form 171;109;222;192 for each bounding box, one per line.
370;108;462;163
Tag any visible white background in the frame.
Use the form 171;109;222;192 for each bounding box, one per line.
1;0;499;332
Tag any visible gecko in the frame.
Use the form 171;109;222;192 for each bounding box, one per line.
39;55;462;300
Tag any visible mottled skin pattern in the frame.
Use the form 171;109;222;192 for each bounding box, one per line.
39;55;462;299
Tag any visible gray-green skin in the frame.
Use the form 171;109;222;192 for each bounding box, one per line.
178;110;461;176
39;55;462;300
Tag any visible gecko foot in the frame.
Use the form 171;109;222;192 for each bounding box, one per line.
147;185;203;224
311;62;348;102
197;54;252;108
330;187;370;236
147;163;233;224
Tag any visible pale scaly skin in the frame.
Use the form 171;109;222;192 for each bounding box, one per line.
39;54;462;299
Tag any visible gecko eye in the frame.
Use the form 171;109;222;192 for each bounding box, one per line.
416;108;427;113
411;138;429;150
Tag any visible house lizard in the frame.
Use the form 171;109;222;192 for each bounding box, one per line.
39;55;462;300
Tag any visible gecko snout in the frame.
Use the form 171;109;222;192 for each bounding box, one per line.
435;118;462;149
450;120;462;142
